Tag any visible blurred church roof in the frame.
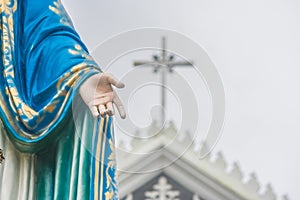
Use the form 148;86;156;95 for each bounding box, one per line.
116;121;290;200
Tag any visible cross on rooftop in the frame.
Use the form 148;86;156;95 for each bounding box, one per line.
133;36;193;125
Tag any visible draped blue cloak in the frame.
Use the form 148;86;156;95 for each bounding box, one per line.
0;0;119;199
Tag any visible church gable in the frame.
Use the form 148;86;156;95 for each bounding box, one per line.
117;122;291;200
122;173;204;200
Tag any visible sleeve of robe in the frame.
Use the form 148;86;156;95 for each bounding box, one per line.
0;0;119;199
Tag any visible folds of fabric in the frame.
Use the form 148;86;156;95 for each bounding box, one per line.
0;121;36;200
35;102;119;200
0;0;101;151
0;103;119;200
0;0;119;199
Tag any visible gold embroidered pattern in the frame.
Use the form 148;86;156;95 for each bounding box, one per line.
49;0;73;27
69;44;94;61
105;137;118;199
0;0;100;139
94;117;118;200
0;0;17;16
0;0;39;122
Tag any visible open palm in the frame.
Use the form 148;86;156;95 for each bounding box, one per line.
79;73;126;119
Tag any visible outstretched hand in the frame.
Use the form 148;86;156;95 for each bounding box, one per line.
79;73;126;119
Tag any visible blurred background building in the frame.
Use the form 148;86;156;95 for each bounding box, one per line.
117;122;289;200
63;0;299;199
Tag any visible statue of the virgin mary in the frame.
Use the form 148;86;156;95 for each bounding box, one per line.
0;0;125;199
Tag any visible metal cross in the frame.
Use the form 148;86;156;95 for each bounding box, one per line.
133;37;193;124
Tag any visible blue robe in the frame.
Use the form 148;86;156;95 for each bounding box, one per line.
0;0;119;199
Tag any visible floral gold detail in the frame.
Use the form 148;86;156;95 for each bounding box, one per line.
49;0;73;27
68;44;94;61
0;0;100;139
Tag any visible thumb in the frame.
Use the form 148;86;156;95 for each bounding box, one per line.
106;74;125;88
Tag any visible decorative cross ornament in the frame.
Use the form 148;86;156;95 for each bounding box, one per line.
145;176;180;200
133;37;193;125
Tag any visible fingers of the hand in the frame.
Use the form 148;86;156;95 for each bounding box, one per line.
98;104;106;117
89;105;99;118
106;102;114;116
107;74;125;88
113;93;126;119
117;105;126;119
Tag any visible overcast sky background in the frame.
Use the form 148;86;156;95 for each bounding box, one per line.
63;0;300;199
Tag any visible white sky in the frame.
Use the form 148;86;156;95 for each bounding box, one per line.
63;0;300;199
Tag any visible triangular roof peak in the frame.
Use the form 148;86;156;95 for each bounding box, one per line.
116;121;290;200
